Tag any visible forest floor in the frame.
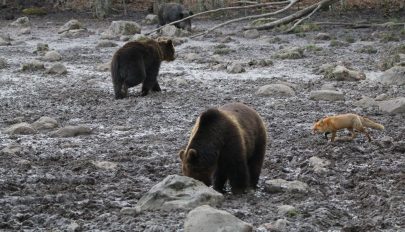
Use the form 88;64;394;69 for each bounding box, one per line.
0;8;404;232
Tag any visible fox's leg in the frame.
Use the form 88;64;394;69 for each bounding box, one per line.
331;131;337;142
348;128;356;140
354;126;371;142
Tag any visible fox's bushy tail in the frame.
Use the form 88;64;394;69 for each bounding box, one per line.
361;117;384;130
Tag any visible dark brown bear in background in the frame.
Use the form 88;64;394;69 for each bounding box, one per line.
179;103;267;194
110;38;175;99
158;3;193;31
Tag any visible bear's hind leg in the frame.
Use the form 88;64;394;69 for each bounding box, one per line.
228;159;249;194
113;79;125;99
248;145;265;189
152;82;161;92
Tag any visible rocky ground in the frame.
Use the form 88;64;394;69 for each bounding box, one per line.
0;9;404;232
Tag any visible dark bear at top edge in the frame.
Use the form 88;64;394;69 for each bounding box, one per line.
179;102;268;194
110;38;175;99
158;3;193;31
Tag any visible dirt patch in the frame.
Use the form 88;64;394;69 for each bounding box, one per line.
0;10;404;231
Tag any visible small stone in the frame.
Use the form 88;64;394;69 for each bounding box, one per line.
161;25;180;37
91;161;118;170
60;29;90;38
325;65;366;81
43;51;62;62
315;32;331;40
58;19;83;34
308;156;330;173
130;34;150;42
96;40;118;48
120;35;131;41
184;53;199;62
309;90;345;101
184;205;253;232
120;207;140;216
1;144;23;155
277;205;298;217
0;37;11;46
107;21;141;36
320;83;337;90
67;221;80;232
243;29;260;39
19;27;31;35
256;84;295;97
36;43;49;54
353;96;378;108
4;122;36;135
0;57;8;69
46;63;67;75
265;179;309;194
21;60;45;71
227;63;245;74
375;93;388;101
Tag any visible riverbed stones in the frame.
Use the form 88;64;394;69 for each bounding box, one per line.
277;205;298;217
378;97;405;114
36;43;49;55
325;65;366;81
1;144;23;155
379;66;405;85
161;25;180;37
31;116;58;130
309;90;344;101
91;161;118;170
10;16;31;27
21;60;45;71
43;51;62;62
265;179;309;194
58;19;83;34
256;84;295;97
4;122;36;135
96;62;111;72
315;32;331;40
308;156;330;173
227;63;245;73
135;175;223;212
52;125;92;137
19;27;31;35
0;35;11;46
60;29;90;38
184;205;252;232
46;63;67;75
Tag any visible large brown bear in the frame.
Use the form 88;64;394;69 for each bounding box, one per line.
179;103;267;194
110;38;175;99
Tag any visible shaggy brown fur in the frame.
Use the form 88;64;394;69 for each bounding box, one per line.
179;103;267;194
110;38;175;99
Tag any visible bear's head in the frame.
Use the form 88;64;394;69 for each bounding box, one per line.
157;38;175;62
179;148;216;186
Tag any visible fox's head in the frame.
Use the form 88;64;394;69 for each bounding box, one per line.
312;119;326;134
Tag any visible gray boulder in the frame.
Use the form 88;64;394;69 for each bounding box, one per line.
58;19;83;34
19;27;31;35
52;125;92;137
161;25;182;37
315;32;331;40
10;17;30;27
36;43;49;55
4;122;36;135
379;66;405;86
21;60;45;72
0;36;11;46
1;144;23;155
256;84;295;97
325;65;366;81
227;63;245;74
46;63;67;75
277;205;298;217
309;90;344;101
378;97;405;114
31;116;58;130
353;96;378;108
143;14;159;25
60;29;91;38
274;47;304;59
135;175;223;212
43;51;62;62
184;205;253;232
243;29;260;39
108;21;141;36
265;179;309;194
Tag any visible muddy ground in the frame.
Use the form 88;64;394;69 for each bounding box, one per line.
0;9;404;231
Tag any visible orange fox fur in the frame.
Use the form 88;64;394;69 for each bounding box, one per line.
312;113;384;142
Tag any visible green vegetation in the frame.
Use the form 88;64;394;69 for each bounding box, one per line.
357;45;378;54
329;40;348;47
22;7;47;16
305;44;323;52
380;32;400;42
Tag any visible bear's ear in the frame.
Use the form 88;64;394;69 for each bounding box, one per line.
179;12;184;18
189;11;193;16
179;150;185;161
166;39;173;46
187;149;198;164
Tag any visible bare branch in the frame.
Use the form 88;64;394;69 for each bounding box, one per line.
190;0;298;38
144;0;290;35
244;0;337;31
285;1;322;33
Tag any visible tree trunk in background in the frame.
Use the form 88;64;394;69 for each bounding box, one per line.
94;0;112;19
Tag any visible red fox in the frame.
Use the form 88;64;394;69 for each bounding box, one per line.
312;113;384;142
